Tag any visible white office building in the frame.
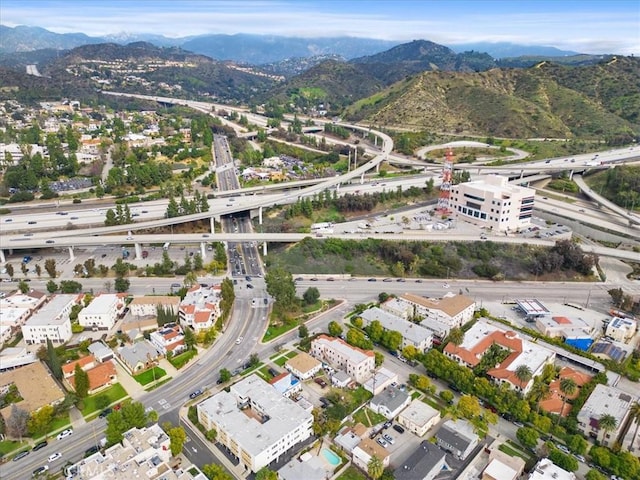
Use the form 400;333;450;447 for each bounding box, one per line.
78;294;124;330
197;374;313;473
449;175;535;232
22;295;77;345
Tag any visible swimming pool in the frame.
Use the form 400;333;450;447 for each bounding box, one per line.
321;448;340;466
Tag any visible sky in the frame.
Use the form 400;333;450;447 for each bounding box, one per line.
2;0;639;55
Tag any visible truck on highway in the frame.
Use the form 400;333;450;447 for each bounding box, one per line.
163;242;171;251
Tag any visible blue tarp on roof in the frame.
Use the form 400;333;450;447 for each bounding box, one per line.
565;337;593;351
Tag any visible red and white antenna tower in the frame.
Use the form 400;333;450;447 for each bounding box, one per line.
436;148;454;214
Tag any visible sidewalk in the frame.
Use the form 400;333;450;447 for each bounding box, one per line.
113;362;146;399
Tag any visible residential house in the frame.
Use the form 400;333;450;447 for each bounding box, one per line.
352;438;390;472
129;296;179;318
88;341;114;363
179;285;221;332
149;324;185;356
434;419;479;460
397;399;441;437
269;372;302;398
539;367;591;417
606;317;637;343
576;384;637;447
116;341;160;374
395;441;447;480
369;386;411;420
363;367;398;395
482;447;525;480
285;352;322;380
335;424;367;454
528;458;576;480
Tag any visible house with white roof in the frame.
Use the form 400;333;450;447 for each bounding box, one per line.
78;294;124;330
397;399;441;437
606;316;637;343
197;374;313;473
576;384;637;447
22;294;78;345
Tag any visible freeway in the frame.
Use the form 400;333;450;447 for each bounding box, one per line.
3;231;638;262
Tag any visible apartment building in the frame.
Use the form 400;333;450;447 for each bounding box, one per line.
197;374;313;473
78;294;124;330
310;335;375;383
360;306;433;352
398;293;476;333
22;294;78;345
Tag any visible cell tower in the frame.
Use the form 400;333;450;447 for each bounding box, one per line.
436;148;454;214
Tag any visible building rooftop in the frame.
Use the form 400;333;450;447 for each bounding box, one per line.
400;293;475;318
360;307;432;345
62;354;96;375
516;299;551;316
371;386;410;413
395;441;446;480
129;296;180;307
81;294;120;315
285;352;321;374
577;384;637;427
436;419;478;452
399;399;440;427
484;457;519;480
529;458;576;480
26;294;78;326
312;335;374;364
0;361;65;418
198;374;312;457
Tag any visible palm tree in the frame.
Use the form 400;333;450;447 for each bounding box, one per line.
514;365;533;390
599;414;618;446
629;402;640;452
557;378;577;423
367;455;384;480
528;380;551;413
447;327;464;354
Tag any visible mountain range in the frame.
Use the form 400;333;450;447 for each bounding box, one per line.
0;24;581;64
0;28;636;142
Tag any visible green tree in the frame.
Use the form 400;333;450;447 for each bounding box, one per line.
60;280;83;293
567;434;588;455
74;363;90;398
121;401;148;429
44;258;57;278
114;277;130;293
599;413;617;445
163;423;187;457
95;395;110;410
105;409;129;446
183;327;196;350
456;395;482;420
27;405;54;437
368;454;384;480
46;338;62;380
255;468;278;480
367;320;384;344
202;463;233;480
549;449;579;472
374;351;384;367
219;368;231;383
5;263;14;277
298;324;309;339
328;321;343;337
585;470;607;480
446;327;464;353
516;427;539;449
558;378;577;423
47;280;58;293
514;365;533;387
18;280;28;293
265;267;297;309
628;401;640;452
6;404;29;439
303;287;320;305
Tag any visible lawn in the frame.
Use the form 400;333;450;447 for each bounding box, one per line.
134;367;167;385
263;322;300;342
82;383;128;417
0;440;26;458
353;407;387;427
285;351;299;359
274;356;289;367
169;349;198;369
337;466;367;480
47;413;71;436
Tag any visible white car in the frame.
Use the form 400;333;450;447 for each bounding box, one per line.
48;452;62;463
56;429;73;440
235;337;243;344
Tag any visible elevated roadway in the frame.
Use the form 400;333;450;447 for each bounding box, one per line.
573;174;640;226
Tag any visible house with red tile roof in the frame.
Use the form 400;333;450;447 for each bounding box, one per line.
444;320;555;395
539;367;592;417
149;324;185;355
62;355;96;378
68;361;117;395
179;285;221;332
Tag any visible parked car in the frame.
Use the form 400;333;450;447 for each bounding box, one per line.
189;389;203;399
393;424;405;434
13;450;30;461
98;408;112;418
57;428;73;440
32;441;48;451
376;438;388;448
314;378;327;388
383;434;394;444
